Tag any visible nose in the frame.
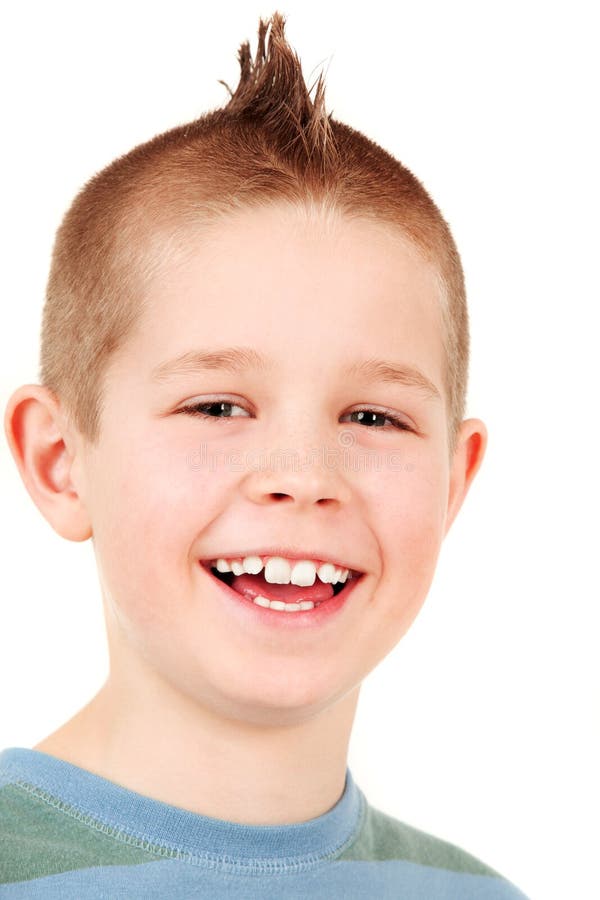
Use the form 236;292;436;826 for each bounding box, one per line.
241;445;353;509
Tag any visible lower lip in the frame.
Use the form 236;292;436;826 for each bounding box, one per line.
198;563;365;628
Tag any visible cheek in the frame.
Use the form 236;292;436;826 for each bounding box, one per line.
90;433;254;647
388;485;444;565
87;441;208;622
365;458;448;596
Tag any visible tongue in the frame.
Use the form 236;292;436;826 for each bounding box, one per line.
230;572;335;603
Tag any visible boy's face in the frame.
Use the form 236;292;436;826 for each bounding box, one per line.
69;204;482;724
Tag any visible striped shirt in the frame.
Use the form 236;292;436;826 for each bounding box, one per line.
0;747;528;898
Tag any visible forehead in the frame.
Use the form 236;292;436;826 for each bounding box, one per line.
115;203;447;391
168;202;439;283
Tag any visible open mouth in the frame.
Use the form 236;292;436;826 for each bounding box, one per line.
211;567;348;598
200;560;363;613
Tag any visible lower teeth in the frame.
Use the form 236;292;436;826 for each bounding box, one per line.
210;567;348;612
253;596;316;612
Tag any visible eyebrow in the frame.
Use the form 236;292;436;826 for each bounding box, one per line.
151;345;441;401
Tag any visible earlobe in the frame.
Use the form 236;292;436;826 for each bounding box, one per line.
444;418;488;537
3;384;92;542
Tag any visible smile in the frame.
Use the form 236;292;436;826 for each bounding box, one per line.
199;555;365;616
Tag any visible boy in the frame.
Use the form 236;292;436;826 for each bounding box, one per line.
0;11;528;898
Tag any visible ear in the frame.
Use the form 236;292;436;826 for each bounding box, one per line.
444;417;488;537
4;384;92;542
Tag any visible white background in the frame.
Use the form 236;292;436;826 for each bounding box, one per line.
1;2;598;898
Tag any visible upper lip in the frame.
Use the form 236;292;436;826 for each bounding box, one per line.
199;547;365;576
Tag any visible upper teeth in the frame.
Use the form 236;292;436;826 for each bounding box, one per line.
212;556;352;586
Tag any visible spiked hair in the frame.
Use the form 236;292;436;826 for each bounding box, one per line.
40;11;469;454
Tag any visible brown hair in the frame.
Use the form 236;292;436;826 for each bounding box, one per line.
40;10;469;455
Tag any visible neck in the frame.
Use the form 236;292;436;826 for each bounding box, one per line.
32;664;360;826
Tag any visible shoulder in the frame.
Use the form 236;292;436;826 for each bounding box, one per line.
336;799;529;899
0;768;157;887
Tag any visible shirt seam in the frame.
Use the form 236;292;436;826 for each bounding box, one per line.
5;773;366;875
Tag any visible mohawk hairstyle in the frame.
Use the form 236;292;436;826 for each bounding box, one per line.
216;14;338;174
40;11;469;455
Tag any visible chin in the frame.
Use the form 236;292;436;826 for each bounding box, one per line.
212;675;347;727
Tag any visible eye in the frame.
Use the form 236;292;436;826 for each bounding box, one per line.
178;399;414;432
178;400;250;422
341;409;414;432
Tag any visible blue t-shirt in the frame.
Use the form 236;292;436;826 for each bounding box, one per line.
0;747;528;898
